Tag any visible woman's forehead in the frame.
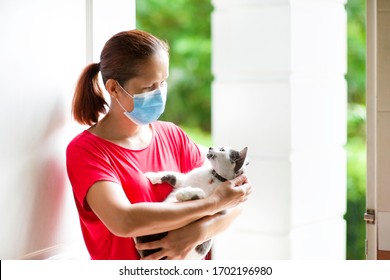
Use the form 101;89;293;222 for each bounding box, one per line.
135;53;169;81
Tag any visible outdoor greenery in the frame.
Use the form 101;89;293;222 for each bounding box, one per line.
345;0;366;260
137;0;367;259
137;0;213;132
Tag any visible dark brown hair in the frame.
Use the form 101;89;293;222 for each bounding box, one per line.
72;29;169;125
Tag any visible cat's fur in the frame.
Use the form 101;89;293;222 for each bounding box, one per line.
135;146;249;260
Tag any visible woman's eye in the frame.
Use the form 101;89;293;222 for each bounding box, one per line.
144;86;153;90
143;81;166;91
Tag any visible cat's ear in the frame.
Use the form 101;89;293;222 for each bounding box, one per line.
235;147;248;171
240;147;250;166
241;147;250;166
239;147;248;161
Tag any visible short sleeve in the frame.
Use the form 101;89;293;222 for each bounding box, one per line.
66;133;120;210
167;123;206;173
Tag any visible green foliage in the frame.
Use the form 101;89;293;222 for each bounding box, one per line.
346;0;366;105
348;103;366;141
181;126;213;147
345;0;366;260
136;0;213;132
345;139;366;260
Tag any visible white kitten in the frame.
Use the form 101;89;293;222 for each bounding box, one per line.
136;146;249;260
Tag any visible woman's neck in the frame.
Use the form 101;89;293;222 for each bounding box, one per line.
88;112;153;150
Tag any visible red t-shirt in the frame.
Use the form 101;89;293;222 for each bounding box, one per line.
66;121;205;260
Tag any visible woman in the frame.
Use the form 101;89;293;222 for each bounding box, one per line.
66;29;252;260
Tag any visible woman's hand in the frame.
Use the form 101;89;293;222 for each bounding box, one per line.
135;221;203;260
209;174;252;214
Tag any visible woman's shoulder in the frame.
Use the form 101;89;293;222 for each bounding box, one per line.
153;120;179;130
66;130;104;156
68;130;93;147
152;121;186;136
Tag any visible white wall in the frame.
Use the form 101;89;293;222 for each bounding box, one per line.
0;0;135;259
211;0;347;259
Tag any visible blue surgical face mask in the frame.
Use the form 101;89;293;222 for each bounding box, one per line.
116;81;168;125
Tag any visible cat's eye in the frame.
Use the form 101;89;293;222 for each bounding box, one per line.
220;148;225;151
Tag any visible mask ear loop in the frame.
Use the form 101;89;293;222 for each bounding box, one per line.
115;97;128;113
116;80;135;98
115;81;134;113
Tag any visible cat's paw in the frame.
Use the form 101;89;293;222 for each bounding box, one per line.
144;172;163;184
175;187;206;202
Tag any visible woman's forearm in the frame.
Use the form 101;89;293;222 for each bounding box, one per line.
126;179;248;238
121;198;219;237
88;175;250;238
87;181;218;238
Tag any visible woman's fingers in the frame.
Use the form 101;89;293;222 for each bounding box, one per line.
135;239;161;251
230;174;248;186
241;182;252;196
230;174;252;199
136;239;168;260
210;174;252;213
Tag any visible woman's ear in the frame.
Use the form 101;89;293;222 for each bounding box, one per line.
105;79;120;99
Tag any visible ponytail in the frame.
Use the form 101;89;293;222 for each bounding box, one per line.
72;63;108;125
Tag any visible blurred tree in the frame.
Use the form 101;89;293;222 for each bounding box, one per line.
136;0;213;132
345;0;366;260
346;0;366;106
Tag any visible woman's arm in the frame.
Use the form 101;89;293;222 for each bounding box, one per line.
86;174;251;238
135;206;243;260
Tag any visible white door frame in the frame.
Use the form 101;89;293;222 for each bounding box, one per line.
366;0;390;260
